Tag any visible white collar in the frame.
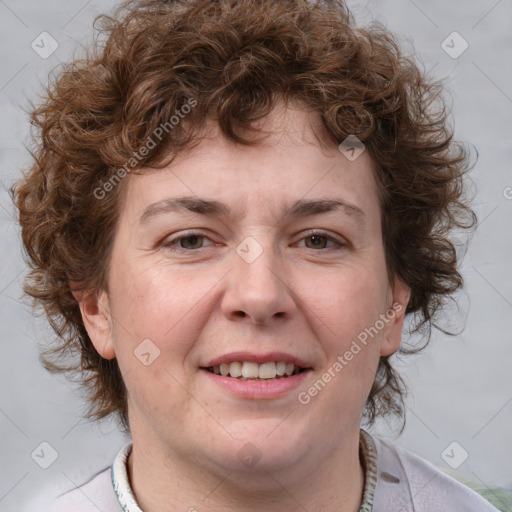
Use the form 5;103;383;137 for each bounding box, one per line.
111;442;142;512
111;430;378;512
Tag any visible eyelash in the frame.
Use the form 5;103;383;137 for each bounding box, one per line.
162;230;346;253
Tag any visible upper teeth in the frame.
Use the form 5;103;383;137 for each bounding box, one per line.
212;361;298;379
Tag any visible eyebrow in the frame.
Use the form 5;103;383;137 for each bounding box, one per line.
139;196;365;225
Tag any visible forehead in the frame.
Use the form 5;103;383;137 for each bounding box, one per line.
122;105;381;228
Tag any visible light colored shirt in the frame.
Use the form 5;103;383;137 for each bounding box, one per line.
44;429;499;511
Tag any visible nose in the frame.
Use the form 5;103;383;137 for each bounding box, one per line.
221;241;297;326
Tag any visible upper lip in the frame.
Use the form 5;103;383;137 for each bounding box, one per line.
202;351;313;369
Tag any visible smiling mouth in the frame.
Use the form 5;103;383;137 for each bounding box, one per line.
202;361;308;381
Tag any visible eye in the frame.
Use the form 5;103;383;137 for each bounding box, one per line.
162;232;215;252
162;230;346;253
298;232;345;250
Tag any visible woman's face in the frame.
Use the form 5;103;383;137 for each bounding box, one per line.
84;104;410;475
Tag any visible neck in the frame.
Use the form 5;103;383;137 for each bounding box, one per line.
126;428;365;512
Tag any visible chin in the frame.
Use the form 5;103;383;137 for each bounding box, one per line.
208;418;308;473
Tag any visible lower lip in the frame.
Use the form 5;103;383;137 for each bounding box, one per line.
200;369;311;400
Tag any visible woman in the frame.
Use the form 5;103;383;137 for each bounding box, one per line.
13;0;498;510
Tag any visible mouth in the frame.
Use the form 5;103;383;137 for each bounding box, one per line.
200;353;313;399
201;361;308;381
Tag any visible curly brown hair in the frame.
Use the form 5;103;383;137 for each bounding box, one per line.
13;0;476;432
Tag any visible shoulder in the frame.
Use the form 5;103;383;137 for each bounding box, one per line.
43;467;123;512
371;435;499;512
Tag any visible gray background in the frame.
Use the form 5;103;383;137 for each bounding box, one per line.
0;1;511;510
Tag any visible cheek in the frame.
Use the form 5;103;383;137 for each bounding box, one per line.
109;256;182;333
107;256;222;369
299;263;389;347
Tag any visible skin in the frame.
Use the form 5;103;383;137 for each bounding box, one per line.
77;103;411;512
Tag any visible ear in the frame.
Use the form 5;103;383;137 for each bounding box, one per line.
379;277;411;357
71;286;116;360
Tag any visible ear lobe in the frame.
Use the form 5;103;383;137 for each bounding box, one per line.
379;278;411;357
71;285;116;360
